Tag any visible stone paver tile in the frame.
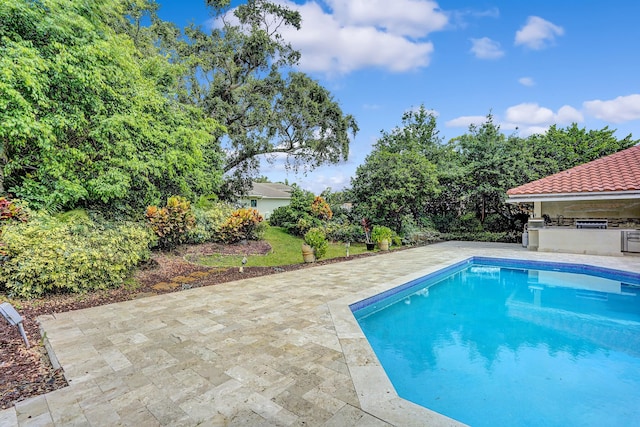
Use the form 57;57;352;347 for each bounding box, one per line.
14;398;55;427
108;383;162;410
116;403;160;427
302;387;346;415
317;372;360;408
246;392;288;421
18;412;54;427
190;364;232;387
82;402;121;426
322;404;391;427
0;408;18;427
101;347;133;371
272;387;333;425
145;397;191;426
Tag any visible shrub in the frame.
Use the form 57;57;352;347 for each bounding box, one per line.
325;222;362;243
145;196;195;250
267;205;296;227
304;227;328;259
187;202;235;244
0;197;29;223
439;231;519;243
371;225;393;243
0;197;30;261
294;215;322;236
403;229;441;246
0;214;154;298
218;208;264;243
311;196;333;220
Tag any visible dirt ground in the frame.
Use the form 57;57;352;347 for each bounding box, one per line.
0;241;386;410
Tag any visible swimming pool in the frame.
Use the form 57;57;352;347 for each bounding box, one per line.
352;257;640;427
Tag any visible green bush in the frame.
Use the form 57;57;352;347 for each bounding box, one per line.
325;222;362;243
403;229;441;245
145;196;196;250
0;214;154;298
218;208;265;243
294;215;323;236
439;231;519;243
371;225;393;243
1;197;30;260
268;205;297;227
304;227;328;259
187;202;236;244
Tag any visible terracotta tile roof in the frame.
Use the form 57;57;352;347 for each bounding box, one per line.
507;144;640;196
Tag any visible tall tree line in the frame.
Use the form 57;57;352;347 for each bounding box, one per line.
0;0;357;214
350;106;638;233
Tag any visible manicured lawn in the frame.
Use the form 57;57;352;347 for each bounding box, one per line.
197;226;371;267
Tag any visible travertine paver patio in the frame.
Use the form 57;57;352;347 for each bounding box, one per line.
1;241;639;426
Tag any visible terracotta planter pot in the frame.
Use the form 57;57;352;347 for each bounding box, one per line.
377;239;390;251
301;244;315;263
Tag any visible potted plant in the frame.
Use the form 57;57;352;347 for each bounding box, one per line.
302;227;328;262
361;218;375;250
371;225;393;251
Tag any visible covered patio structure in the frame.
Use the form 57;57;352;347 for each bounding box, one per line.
507;145;640;256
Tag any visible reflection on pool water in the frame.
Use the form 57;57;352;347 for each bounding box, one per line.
352;258;640;427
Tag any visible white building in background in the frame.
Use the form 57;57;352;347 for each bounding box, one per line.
238;182;293;219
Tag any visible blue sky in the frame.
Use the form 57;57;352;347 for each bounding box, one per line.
158;0;640;194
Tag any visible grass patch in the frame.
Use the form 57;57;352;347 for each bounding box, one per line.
197;226;371;268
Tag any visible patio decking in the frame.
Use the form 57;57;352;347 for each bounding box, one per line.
2;242;639;426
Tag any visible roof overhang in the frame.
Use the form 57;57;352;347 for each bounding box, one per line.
507;190;640;204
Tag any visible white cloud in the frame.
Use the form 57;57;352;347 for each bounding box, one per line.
518;77;535;86
445;115;487;128
505;103;554;125
213;1;449;75
556;105;584;123
583;94;640;123
505;103;583;125
470;37;504;59
298;172;351;194
500;103;583;136
515;16;564;50
325;0;448;38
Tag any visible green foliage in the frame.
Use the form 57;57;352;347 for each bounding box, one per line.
180;1;357;195
0;213;153;298
186;202;235;244
311;196;332;220
303;227;328;259
371;225;393;243
324;223;362;243
0;197;28;223
0;197;29;259
402;228;441;246
439;231;519;244
218;208;265;243
197;226;368;268
351;107;636;237
0;0;224;214
294;216;322;236
351;106;440;231
526;124;637;178
268;186;321;235
145;196;195;250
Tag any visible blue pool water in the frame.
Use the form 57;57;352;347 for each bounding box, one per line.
352;258;640;427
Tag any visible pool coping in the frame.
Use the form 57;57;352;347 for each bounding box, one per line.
327;253;640;427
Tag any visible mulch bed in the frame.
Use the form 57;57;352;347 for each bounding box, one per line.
0;240;390;410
